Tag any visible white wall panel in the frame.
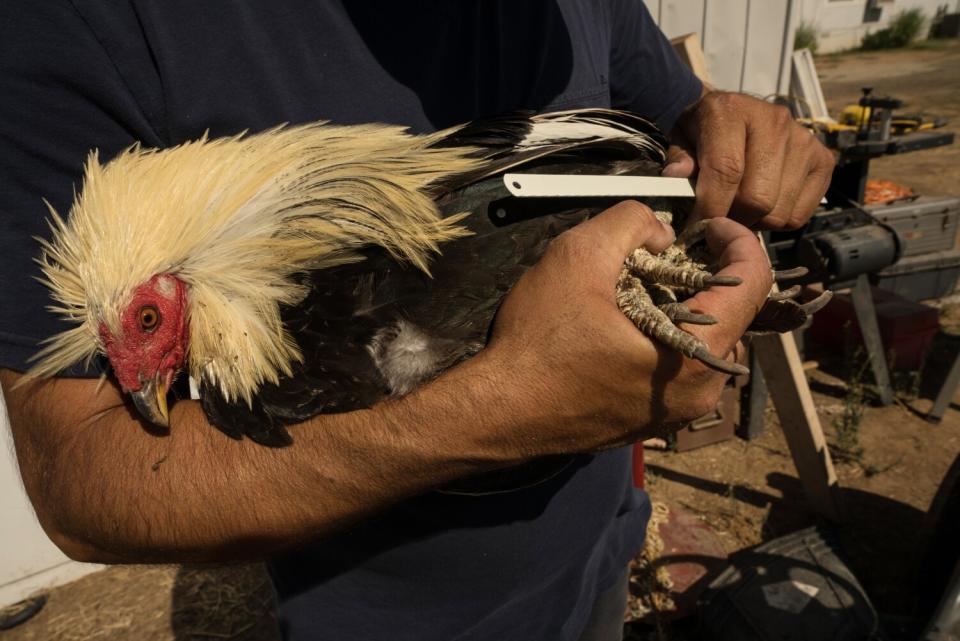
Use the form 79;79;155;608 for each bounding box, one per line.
659;0;707;39
702;0;750;91
741;1;792;97
643;0;662;23
650;0;798;97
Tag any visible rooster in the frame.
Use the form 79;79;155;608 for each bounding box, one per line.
27;109;817;448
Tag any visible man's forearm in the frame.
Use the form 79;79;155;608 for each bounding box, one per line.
2;353;530;563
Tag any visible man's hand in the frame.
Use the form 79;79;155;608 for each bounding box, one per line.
486;201;773;455
663;91;836;230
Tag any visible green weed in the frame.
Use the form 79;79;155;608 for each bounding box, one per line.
795;22;819;54
862;9;926;50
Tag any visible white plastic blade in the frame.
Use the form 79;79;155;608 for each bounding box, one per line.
504;173;696;198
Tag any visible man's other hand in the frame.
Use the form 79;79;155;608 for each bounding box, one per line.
663;91;836;230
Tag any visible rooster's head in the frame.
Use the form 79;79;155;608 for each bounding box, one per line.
26;122;478;425
98;274;189;425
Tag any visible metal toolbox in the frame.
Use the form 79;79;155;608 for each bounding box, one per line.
872;247;960;301
867;196;960;257
674;373;747;452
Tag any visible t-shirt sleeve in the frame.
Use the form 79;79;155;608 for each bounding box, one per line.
0;1;161;374
607;0;703;133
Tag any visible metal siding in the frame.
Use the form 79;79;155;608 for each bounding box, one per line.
654;0;794;96
659;0;707;38
643;0;662;23
702;0;750;91
741;0;790;97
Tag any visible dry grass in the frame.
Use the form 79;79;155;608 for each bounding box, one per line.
3;564;278;641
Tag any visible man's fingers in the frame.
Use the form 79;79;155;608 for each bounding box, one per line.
763;133;812;230
677;219;772;358
662;144;696;178
733;108;792;228
789;145;836;228
688;98;747;223
677;92;835;232
792;163;833;229
559;200;675;282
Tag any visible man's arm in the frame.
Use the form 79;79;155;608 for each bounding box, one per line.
2;202;772;564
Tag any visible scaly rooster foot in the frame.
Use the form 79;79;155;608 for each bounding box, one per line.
615;218;831;376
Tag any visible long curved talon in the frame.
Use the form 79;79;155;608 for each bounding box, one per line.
675;219;711;248
801;290;833;314
692;346;750;377
703;274;743;287
774;266;809;281
660;302;717;326
768;284;802;302
747;289;834;334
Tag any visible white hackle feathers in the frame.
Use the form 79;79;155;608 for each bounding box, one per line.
518;110;663;156
29;122;485;403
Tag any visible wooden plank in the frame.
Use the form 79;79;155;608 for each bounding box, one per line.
670;32;713;84
928;350;960;423
850;274;894;406
753;331;842;521
737;347;767;440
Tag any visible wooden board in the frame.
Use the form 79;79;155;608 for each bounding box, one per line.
670;32;713;84
753;331;843;521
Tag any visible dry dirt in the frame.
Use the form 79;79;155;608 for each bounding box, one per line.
3;41;960;641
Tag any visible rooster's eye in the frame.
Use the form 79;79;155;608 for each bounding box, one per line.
139;306;160;332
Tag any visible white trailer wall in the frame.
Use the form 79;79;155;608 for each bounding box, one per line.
644;0;799;98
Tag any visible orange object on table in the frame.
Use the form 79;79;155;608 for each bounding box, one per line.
864;179;914;205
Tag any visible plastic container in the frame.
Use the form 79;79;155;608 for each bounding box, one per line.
871;248;960;302
867;196;960;257
809;286;940;370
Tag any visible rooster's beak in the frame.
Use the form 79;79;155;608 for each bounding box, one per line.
131;374;170;427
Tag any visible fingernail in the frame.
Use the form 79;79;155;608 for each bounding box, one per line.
660;220;676;239
661;162;684;178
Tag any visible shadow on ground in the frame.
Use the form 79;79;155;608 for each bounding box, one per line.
170;564;279;641
637;462;939;640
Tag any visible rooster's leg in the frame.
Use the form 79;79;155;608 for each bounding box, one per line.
616;271;748;376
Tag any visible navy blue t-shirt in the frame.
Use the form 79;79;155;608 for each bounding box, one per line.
0;2;701;640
